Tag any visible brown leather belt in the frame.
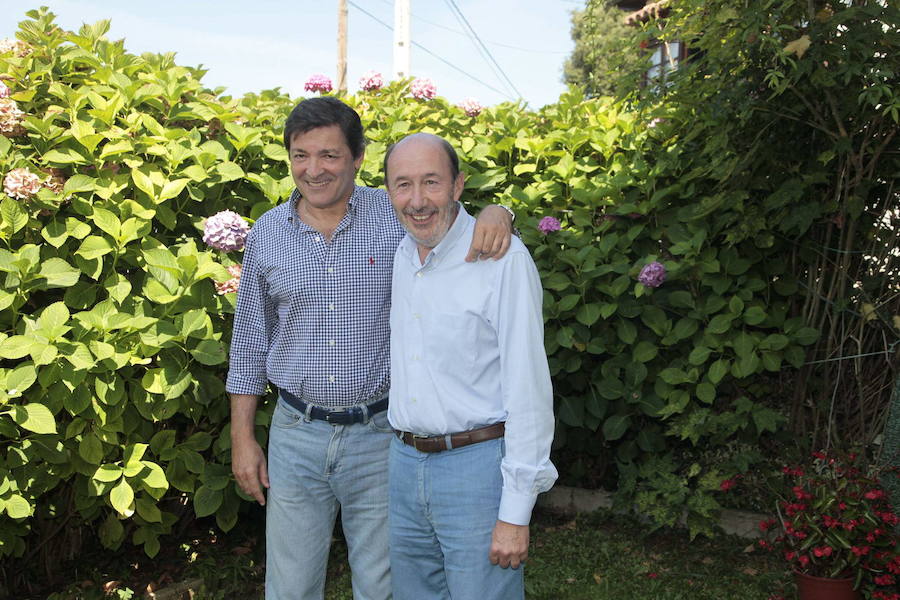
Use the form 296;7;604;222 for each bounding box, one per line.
396;422;505;453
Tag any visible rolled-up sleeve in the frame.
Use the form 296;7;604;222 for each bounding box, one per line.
494;252;558;525
226;228;276;396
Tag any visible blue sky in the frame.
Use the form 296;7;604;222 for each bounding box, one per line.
3;1;581;109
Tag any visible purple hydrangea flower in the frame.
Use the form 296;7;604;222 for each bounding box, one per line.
304;74;333;94
538;216;561;234
459;97;483;117
638;261;667;288
410;77;436;100
203;210;250;252
358;70;384;91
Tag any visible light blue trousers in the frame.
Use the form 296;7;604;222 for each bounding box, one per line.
265;399;393;600
388;436;524;600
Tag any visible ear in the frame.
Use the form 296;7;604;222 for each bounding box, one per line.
452;172;465;201
353;148;365;171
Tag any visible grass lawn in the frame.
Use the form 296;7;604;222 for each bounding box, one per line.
38;508;791;599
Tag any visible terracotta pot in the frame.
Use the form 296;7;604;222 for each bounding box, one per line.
794;571;861;600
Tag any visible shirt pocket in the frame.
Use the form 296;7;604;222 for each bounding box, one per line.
422;310;478;376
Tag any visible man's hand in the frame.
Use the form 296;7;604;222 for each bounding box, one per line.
232;434;269;505
467;204;513;262
489;520;529;569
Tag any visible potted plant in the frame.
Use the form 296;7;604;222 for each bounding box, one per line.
757;451;899;600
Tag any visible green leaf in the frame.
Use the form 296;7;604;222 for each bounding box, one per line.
109;479;135;516
6;363;37;396
215;161;244;182
140;461;169;492
696;382;716;404
743;306;766;325
706;314;733;334
617;319;637;344
793;327;819;346
13;403;57;434
633;341;658;363
91;208;121;238
576;303;602;326
75;235;114;260
558;397;584;426
4;494;31;519
0;336;34;359
708;359;729;384
63;174;97;193
659;368;688;385
1;197;28;234
602;414;631;441
79;435;105;465
135;497;162;523
194;485;223;518
688;346;712;365
733;332;755;359
39;258;81;288
92;464;123;482
191;339;226;365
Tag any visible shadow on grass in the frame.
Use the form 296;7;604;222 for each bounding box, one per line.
34;507;791;599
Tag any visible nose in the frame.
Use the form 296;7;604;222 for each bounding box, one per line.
409;184;427;209
306;157;323;177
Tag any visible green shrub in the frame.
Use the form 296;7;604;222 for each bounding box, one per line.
1;0;897;574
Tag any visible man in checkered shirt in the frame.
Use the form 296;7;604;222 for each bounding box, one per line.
226;97;513;600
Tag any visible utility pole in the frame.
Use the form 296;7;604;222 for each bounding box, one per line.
337;0;348;92
393;0;410;79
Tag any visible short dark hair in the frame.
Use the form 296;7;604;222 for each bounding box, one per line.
383;134;460;183
283;97;366;159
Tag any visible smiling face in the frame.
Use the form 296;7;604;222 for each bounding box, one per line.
289;124;363;215
386;135;463;257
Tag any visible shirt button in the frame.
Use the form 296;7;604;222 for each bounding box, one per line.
328;303;335;310
328;375;335;383
416;272;423;278
413;313;420;320
327;267;334;273
328;339;336;346
315;236;322;242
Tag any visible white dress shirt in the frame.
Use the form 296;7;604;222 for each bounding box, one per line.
389;204;558;525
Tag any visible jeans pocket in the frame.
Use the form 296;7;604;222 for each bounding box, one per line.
368;409;394;434
271;401;304;429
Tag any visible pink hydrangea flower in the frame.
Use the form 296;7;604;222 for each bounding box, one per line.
3;167;43;200
203;210;250;252
410;77;437;100
538;216;561;234
0;82;9;98
459;97;483;117
0;98;25;137
638;261;667;288
215;264;242;295
0;39;31;58
358;70;384;91
304;74;333;94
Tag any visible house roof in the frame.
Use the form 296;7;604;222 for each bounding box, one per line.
624;0;670;25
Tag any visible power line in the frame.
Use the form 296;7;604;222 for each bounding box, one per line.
441;0;513;98
443;0;523;99
370;0;569;54
346;0;513;98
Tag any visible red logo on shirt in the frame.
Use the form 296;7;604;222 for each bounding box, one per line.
369;257;375;266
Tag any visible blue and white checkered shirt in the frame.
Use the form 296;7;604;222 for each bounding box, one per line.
226;185;405;408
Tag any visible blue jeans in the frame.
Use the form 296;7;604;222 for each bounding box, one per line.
266;399;393;600
388;436;524;600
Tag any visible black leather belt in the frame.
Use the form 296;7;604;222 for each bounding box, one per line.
278;388;388;425
396;422;505;453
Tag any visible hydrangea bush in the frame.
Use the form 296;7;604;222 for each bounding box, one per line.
0;2;896;582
